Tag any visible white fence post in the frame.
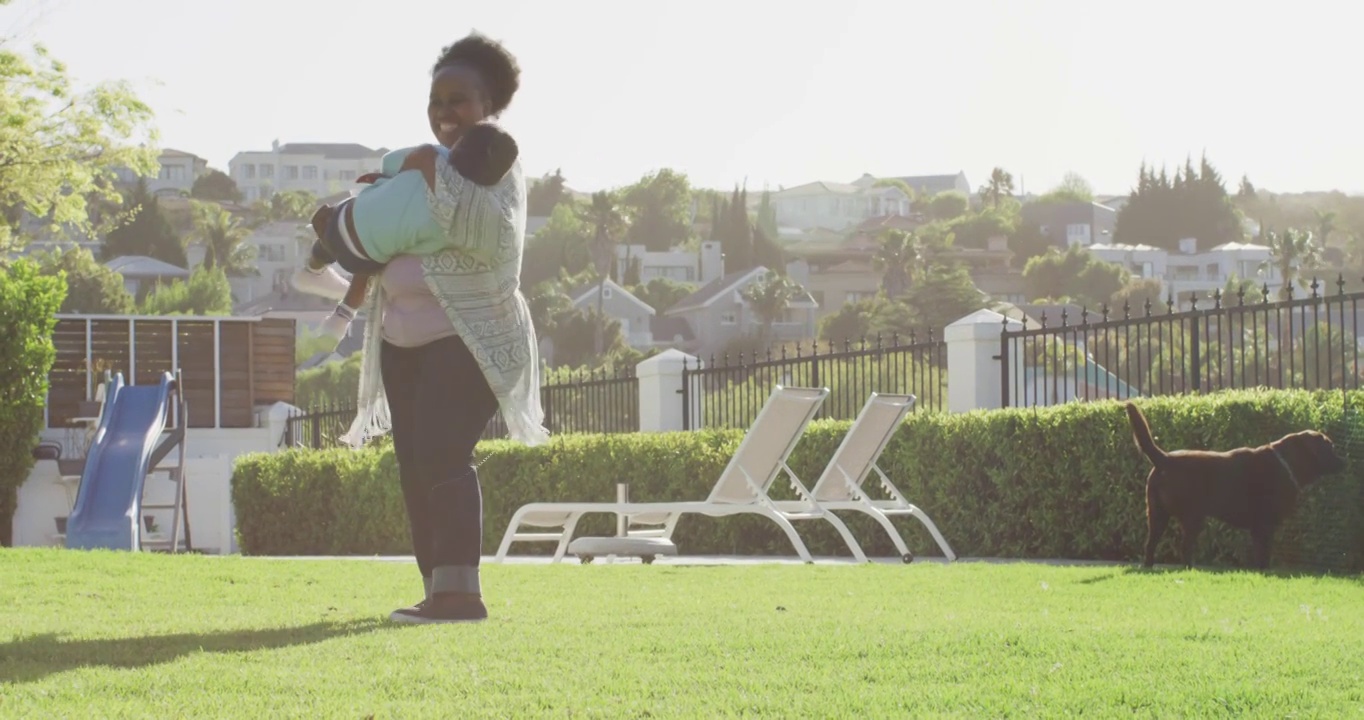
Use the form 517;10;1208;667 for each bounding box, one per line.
636;349;700;432
945;309;1022;413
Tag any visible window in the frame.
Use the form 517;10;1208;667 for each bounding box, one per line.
720;311;737;326
162;165;186;181
302;165;318;180
284;165;299;180
602;286;613;299
338;170;357;182
257;243;287;262
240;164;256;179
260;164;274;178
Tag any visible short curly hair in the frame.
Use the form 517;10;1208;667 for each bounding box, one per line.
433;31;521;117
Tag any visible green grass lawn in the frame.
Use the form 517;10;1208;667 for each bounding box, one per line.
2;550;1362;718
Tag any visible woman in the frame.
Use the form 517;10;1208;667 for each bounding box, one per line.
342;31;548;624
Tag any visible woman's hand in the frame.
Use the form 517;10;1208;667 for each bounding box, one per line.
399;145;440;191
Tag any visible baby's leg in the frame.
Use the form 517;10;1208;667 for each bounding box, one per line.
293;239;351;300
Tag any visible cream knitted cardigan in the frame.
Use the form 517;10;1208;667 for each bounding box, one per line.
341;157;549;449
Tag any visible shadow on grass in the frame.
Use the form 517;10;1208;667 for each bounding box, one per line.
1075;563;1364;585
0;618;392;685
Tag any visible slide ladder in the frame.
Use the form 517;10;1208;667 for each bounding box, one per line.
64;370;192;552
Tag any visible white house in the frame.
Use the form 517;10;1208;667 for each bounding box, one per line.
614;240;724;286
228;141;386;203
1088;238;1285;302
771;181;912;231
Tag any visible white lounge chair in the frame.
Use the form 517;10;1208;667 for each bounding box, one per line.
799;392;956;563
492;385;871;564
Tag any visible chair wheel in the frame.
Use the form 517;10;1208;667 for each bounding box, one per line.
641;554;655;565
579;554;593;564
902;552;915;564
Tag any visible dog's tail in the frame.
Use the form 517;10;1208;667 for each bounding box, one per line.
1124;402;1169;469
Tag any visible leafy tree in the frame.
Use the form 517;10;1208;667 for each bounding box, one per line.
872;229;920;299
631;277;694;314
1109;277;1166;314
1113;155;1242;251
522;201;591;288
740;270;801;346
1261;228;1323;299
979;167;1016;208
138;264;233;315
750;223;784;272
928;191;969;221
621;168;693;252
545;307;626;369
581;190;627;356
527;168;567;216
250;189;316;225
756;189;778;239
34;245;135;314
1007;221;1053;265
100;177;187;268
902;263;987;331
0;258;66;545
1041;171;1095;203
189;200;255;276
0;37;158;252
190;169;242;202
1022;245;1130;309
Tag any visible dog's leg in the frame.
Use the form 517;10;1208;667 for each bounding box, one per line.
1143;480;1169;568
1179;516;1205;569
1250;526;1274;570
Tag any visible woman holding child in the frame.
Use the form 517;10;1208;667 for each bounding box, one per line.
298;31;547;624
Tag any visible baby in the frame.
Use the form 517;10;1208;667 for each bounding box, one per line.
292;121;519;343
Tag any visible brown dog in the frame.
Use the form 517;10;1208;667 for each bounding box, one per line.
1124;401;1345;569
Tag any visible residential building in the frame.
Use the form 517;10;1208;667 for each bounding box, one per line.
1087;239;1285;303
664;266;819;356
1022;200;1119;249
109;148;208;198
613;241;724;286
228;141;386;203
856;171;972;198
104;255;190;299
568;278;657;350
771;181;912;232
201;220;310;305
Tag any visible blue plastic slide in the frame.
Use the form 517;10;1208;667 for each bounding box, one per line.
64;372;176;551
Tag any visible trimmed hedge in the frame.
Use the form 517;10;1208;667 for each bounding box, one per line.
231;389;1364;571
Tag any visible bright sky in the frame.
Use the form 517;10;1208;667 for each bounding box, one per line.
3;0;1358;196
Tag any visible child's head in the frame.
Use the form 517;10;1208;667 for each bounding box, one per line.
428;32;521;149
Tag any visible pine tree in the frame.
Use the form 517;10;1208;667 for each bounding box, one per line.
100;178;187;268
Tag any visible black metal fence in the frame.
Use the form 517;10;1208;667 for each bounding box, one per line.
283;365;640;449
681;332;948;430
1001;277;1364;408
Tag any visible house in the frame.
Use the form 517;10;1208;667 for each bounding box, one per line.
228;141;386;203
1087;239;1285;304
771;181;912;232
235;286;344;335
104;255;190;299
109;148;208;198
613;240;724;286
567;278;657;350
664;266;819;356
187;220;310;305
854;171;972;199
1021;200;1118;249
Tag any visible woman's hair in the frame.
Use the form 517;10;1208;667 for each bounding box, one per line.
433;32;521;117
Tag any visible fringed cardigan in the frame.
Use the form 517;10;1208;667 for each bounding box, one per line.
341;150;549;449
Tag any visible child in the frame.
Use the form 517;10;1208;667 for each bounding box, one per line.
292;121;519;343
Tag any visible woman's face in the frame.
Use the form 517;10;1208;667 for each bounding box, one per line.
428;64;491;148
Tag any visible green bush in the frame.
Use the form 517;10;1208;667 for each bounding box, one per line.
231;389;1364;571
0;260;66;545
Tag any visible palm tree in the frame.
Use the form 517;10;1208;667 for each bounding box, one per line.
579;190;627;356
190;200;256;277
1313;208;1336;247
980;167;1016;208
740;270;801;347
1261;228;1322;300
872;229;922;299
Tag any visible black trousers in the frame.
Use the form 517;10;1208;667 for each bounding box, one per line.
380;335;499;579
